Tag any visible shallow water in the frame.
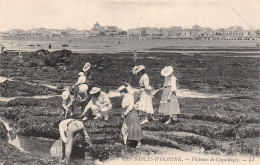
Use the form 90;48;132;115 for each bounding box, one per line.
0;75;223;102
40;83;70;90
176;89;222;98
0;117;52;157
107;88;222;99
0;76;12;83
0;95;61;102
0;117;55;159
0;116;97;164
0;117;26;152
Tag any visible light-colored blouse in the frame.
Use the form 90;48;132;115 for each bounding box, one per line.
139;73;152;91
163;75;177;91
122;93;134;113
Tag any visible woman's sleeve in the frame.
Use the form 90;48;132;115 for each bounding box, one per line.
143;77;153;91
170;77;177;92
103;93;111;105
83;99;93;113
62;99;67;106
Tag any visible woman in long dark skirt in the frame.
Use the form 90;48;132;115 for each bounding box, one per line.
119;85;143;148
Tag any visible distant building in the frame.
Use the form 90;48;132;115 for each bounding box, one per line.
151;28;162;38
168;26;182;38
1;24;259;40
214;28;225;39
105;26;121;36
128;28;141;37
181;29;191;38
90;22;123;37
160;28;168;38
225;26;244;40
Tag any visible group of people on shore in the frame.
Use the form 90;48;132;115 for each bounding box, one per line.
57;61;181;163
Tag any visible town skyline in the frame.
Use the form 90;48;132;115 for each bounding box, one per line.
2;22;260;40
0;0;260;32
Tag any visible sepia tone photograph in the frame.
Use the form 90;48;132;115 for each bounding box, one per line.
0;0;259;164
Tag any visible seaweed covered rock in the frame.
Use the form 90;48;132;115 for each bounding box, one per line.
52;49;72;58
44;49;72;67
17;116;60;139
92;56;112;70
193;53;202;58
1;97;61;108
0;121;8;140
0;80;61;97
237;123;260;139
235;138;260;155
143;131;216;151
35;49;50;56
87;143;126;161
24;59;40;67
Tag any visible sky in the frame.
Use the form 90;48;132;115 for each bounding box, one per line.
0;0;260;31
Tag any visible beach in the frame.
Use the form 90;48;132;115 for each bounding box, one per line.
0;39;259;164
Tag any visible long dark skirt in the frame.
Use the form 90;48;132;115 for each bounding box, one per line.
125;110;143;141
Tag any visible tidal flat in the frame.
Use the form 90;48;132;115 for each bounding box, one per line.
0;46;259;164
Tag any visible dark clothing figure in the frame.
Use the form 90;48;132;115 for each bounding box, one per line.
86;71;96;91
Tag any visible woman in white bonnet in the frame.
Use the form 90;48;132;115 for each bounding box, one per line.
158;66;180;124
119;85;143;148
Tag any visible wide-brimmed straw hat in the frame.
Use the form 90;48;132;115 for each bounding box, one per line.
161;66;173;77
132;65;145;75
78;84;88;93
118;85;126;92
83;62;91;72
61;90;70;99
89;87;101;95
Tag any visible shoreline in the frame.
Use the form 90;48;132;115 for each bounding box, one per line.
1;38;260;54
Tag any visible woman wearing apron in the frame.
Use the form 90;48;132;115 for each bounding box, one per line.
158;66;180;124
